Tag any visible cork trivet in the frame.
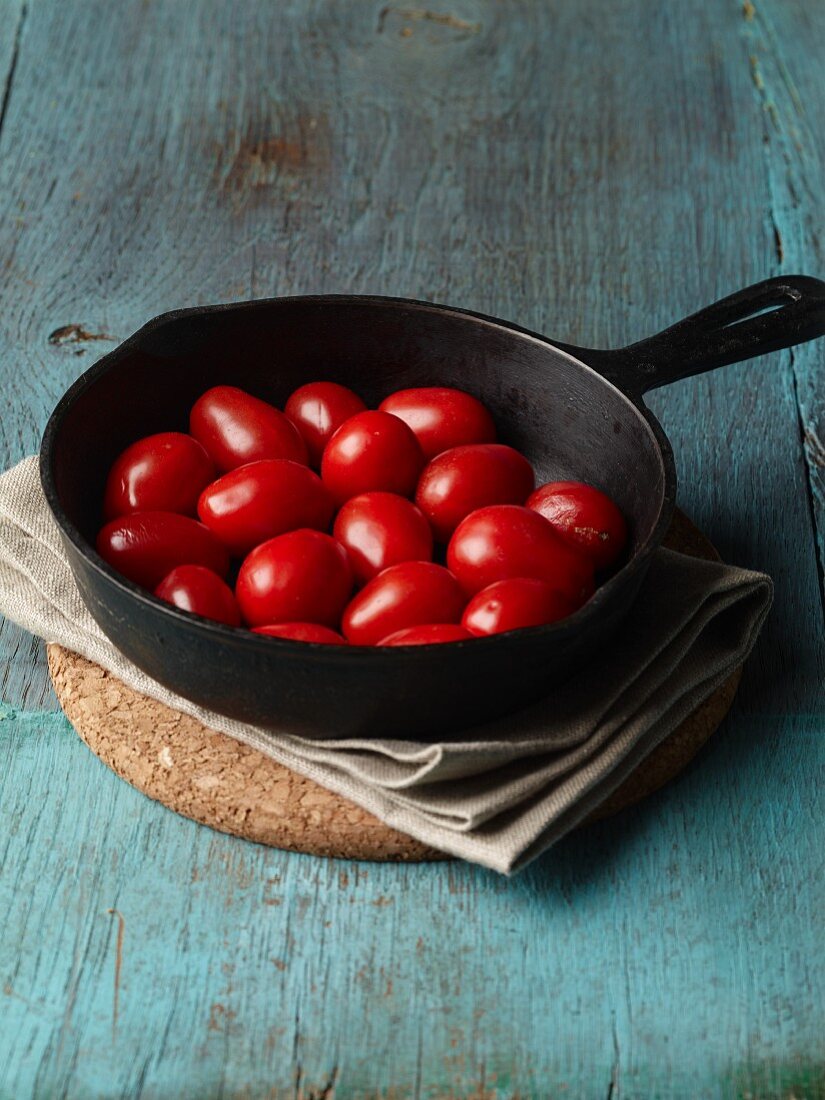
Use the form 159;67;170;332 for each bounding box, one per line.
48;510;741;862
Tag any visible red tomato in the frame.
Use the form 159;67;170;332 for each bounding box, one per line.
462;577;575;637
103;432;215;520
190;385;308;471
284;381;367;466
321;411;424;505
342;561;466;646
447;505;594;602
378;624;472;646
96;512;230;589
197;459;334;557
154;564;241;626
415;444;535;542
527;481;627;570
235;529;352;627
378;387;496;460
333;491;433;585
252;622;348;645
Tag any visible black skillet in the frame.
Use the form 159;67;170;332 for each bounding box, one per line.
40;276;825;738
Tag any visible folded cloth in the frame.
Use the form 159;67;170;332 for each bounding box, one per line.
0;456;772;874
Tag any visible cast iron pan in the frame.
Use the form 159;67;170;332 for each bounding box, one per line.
40;276;825;739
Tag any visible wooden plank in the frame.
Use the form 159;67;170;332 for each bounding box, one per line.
0;0;50;709
0;0;823;1096
735;0;825;621
1;710;823;1097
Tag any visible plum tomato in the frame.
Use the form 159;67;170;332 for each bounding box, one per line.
321;410;424;505
103;431;215;520
190;385;308;471
284;381;367;466
235;529;352;627
462;577;575;637
333;491;433;585
415;444;535;542
378;386;496;460
154;564;241;626
447;504;594;603
378;623;472;646
197;459;334;557
96;512;230;589
342;561;466;646
527;481;627;570
252;622;348;644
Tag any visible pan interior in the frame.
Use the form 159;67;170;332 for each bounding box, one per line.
48;297;666;563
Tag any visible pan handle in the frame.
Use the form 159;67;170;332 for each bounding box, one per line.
551;276;825;397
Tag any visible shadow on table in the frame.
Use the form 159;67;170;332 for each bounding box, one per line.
513;684;777;898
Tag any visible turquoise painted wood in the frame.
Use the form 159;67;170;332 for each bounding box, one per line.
0;1;823;1096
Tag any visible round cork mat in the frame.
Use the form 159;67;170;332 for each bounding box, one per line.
48;510;741;862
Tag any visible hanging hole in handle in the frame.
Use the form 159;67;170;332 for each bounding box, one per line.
721;302;786;330
719;286;802;331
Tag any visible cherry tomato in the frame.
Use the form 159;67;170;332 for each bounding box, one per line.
284;381;367;466
342;561;466;646
235;529;352;627
252;622;348;645
527;481;627;570
462;577;575;637
197;459;334;557
154;564;241;626
96;512;230;589
190;385;308;471
415;444;535;542
378;623;472;646
103;432;215;520
447;505;594;603
378;387;496;460
321;410;424;505
333;491;433;585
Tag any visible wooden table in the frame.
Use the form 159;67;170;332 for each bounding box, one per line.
1;2;823;1096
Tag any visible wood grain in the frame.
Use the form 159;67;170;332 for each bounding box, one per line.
737;0;825;625
0;1;823;1097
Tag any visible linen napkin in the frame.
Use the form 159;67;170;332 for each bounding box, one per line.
0;456;772;874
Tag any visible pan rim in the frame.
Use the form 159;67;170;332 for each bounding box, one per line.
39;293;675;659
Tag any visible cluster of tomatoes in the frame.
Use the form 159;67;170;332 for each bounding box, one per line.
96;382;627;646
